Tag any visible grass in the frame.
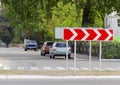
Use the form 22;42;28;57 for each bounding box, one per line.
0;70;120;76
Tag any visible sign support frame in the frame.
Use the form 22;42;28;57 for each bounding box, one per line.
89;41;92;70
66;40;69;70
99;41;102;74
74;40;77;74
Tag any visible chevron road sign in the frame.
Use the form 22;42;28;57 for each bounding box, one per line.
64;28;113;41
55;27;114;73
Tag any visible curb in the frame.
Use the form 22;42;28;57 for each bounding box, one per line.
102;59;120;62
0;75;120;79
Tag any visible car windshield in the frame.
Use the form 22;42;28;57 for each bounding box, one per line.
47;42;54;46
56;43;66;47
27;40;36;43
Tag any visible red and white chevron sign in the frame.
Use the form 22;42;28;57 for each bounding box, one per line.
64;28;113;41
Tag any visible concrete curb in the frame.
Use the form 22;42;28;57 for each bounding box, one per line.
102;59;120;62
0;75;120;79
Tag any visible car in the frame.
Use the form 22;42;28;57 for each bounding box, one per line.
41;41;54;56
49;42;71;59
24;39;37;51
0;42;6;47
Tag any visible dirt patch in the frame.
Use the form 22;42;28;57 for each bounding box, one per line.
0;70;120;76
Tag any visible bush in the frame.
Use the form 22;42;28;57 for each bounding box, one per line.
102;42;120;59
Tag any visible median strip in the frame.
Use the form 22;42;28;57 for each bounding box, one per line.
0;70;120;76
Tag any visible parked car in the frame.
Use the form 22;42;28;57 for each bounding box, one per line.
24;39;37;51
0;42;6;47
49;42;71;59
41;41;54;56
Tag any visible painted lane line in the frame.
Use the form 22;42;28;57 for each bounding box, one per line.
43;67;52;70
17;67;25;70
68;67;79;70
105;68;116;71
3;67;11;70
116;68;120;70
92;68;100;70
80;67;89;70
56;67;65;70
0;64;3;67
30;67;39;70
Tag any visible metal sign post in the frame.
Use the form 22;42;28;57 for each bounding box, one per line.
74;41;77;74
99;41;102;74
66;40;69;70
89;41;92;70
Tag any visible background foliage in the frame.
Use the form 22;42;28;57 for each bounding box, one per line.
0;0;120;49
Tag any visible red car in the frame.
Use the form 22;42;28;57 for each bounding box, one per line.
40;41;54;56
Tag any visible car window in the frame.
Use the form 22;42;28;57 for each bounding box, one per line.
56;43;66;47
47;42;54;46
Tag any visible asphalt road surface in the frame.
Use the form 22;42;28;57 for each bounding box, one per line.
0;77;120;85
0;47;120;71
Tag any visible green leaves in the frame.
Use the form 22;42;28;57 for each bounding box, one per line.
1;0;120;43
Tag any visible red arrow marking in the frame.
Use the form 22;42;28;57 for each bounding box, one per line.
64;29;73;40
86;29;97;40
74;29;85;40
98;30;108;40
109;29;113;41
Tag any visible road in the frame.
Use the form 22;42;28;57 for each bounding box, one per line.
0;47;120;71
0;77;120;85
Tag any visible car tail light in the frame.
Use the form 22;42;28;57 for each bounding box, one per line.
45;46;49;49
53;47;56;51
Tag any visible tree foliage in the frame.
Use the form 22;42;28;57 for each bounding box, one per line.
1;0;120;43
0;26;14;47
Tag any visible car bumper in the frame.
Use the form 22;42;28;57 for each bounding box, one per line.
53;51;71;56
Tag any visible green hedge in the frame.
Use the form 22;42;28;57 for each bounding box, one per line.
102;42;120;59
88;41;120;59
72;41;120;59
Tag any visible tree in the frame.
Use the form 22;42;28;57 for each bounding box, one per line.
0;15;14;47
82;0;120;27
0;26;14;47
2;0;120;44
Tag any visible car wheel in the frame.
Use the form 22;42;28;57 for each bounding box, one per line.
43;53;45;56
68;55;71;59
65;55;71;59
52;55;55;59
49;55;52;58
41;52;43;56
34;49;37;51
24;48;27;51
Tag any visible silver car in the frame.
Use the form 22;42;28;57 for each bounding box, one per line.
49;42;71;59
24;39;37;51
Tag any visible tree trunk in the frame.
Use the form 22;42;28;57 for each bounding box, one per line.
82;0;94;27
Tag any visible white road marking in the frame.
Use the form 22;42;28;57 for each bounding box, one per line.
0;64;3;67
69;67;74;70
17;67;25;70
3;66;11;70
43;67;52;70
105;68;116;71
117;68;120;70
80;67;89;70
56;67;65;70
30;67;39;70
92;68;100;70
